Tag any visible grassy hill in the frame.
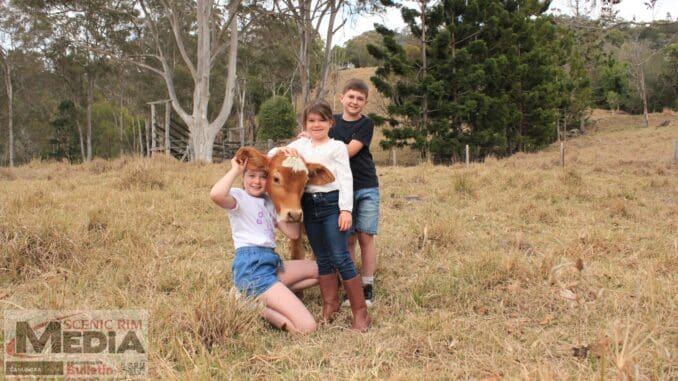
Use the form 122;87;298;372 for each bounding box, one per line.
1;110;676;379
306;67;424;165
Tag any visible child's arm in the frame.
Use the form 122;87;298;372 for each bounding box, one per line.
346;140;365;158
210;157;246;209
344;118;374;158
276;221;301;240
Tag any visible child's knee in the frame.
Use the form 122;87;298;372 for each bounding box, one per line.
295;317;317;333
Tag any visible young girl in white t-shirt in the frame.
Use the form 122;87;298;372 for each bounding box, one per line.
275;100;370;331
210;155;319;333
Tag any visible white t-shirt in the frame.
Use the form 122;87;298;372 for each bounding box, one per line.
227;188;277;249
271;138;353;212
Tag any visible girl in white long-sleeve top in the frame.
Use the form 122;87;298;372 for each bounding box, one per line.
273;100;370;332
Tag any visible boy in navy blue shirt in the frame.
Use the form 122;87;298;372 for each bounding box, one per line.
330;78;380;306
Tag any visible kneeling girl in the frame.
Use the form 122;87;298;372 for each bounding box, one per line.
210;155;319;333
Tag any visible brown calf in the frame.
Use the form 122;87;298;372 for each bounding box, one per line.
235;147;334;259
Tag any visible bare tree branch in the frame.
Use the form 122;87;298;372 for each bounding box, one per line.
210;10;239;132
210;0;242;66
161;0;198;81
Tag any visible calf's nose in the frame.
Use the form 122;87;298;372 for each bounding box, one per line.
286;210;303;222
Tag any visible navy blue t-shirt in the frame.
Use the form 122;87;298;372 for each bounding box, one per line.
330;115;379;191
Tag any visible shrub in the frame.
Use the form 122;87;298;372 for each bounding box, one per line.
256;96;297;141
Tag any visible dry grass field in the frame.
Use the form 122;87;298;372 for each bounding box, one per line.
1;110;677;379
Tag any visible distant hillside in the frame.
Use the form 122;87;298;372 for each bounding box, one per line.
319;67;384;117
303;67;422;165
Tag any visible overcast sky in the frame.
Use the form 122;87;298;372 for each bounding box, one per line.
333;0;677;46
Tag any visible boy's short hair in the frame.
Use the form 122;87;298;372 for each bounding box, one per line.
342;78;369;98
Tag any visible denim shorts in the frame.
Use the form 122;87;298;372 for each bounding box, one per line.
350;187;380;235
232;246;283;297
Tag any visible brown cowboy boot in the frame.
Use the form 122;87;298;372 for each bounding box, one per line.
318;274;340;323
343;276;371;332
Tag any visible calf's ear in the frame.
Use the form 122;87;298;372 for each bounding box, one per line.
235;147;268;169
306;163;335;185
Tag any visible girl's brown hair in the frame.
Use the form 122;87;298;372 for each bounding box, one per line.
244;155;268;175
301;100;334;129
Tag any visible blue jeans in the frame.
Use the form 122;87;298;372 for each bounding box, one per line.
302;191;358;280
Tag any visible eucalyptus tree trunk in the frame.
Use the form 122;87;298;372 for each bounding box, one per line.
76;120;86;162
314;0;345;101
639;65;649;128
281;0;347;114
86;73;94;161
237;78;247;146
3;53;14;167
138;0;240;162
628;33;651;128
419;0;430;162
297;0;312;106
119;85;125;143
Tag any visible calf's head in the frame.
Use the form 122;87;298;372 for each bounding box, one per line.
235;147;335;222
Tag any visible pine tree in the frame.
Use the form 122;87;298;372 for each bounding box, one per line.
369;0;569;161
48;100;81;162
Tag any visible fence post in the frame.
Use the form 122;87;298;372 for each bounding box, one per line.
138;119;143;155
165;101;171;156
145;118;150;156
556;111;561;142
391;149;397;166
465;145;470;167
560;142;565;167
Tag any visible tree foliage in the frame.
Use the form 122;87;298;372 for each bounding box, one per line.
0;1;676;166
47;100;80;162
369;0;567;161
335;31;383;68
256;96;297;141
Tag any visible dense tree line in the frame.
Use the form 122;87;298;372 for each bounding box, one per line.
0;0;356;164
364;0;677;162
0;0;675;166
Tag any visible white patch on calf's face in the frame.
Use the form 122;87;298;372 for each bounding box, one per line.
282;156;308;173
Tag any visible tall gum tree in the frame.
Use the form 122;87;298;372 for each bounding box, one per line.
0;3;22;167
135;0;242;162
275;0;345;106
275;0;384;109
0;46;13;167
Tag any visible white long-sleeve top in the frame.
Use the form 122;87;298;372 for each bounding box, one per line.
270;138;353;212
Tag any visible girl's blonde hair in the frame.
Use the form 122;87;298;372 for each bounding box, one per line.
302;100;334;129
